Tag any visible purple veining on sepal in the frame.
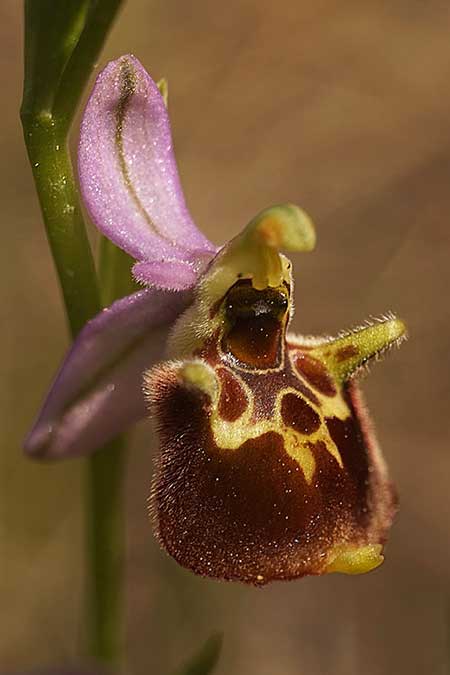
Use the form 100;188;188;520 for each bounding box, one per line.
78;54;217;265
24;289;191;459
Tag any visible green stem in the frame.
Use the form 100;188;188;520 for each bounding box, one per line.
99;236;137;306
21;115;128;665
22;113;127;666
85;238;136;663
21;116;100;335
52;0;124;135
86;437;126;664
21;0;127;667
84;239;136;663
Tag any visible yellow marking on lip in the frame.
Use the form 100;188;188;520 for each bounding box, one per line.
280;426;343;482
287;350;349;419
207;375;346;483
273;387;345;471
283;430;316;484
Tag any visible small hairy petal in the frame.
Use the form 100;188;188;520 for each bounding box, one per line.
24;289;190;460
132;258;203;291
78;54;216;264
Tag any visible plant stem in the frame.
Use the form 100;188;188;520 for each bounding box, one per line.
85;237;137;665
21;112;129;667
21;116;100;335
21;0;127;667
99;236;137;306
86;437;126;665
52;0;124;135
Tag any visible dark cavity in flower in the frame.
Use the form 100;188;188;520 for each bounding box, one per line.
222;280;289;368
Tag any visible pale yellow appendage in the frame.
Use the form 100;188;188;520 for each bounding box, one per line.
219;203;316;292
178;361;218;400
325;544;384;575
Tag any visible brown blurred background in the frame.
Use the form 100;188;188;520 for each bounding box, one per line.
1;1;450;674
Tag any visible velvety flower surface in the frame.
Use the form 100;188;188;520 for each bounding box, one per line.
25;56;406;583
147;206;405;584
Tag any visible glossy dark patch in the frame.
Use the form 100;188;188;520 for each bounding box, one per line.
223;315;282;368
335;345;359;362
294;352;337;397
281;393;321;435
217;367;248;421
222;280;288;368
224;280;289;321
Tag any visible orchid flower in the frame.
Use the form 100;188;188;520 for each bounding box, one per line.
25;55;406;584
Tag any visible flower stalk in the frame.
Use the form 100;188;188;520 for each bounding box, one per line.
21;0;126;666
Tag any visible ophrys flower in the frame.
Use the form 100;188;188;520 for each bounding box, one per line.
25;56;406;584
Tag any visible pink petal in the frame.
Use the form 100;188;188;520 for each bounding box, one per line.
24;289;190;460
78;54;216;264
